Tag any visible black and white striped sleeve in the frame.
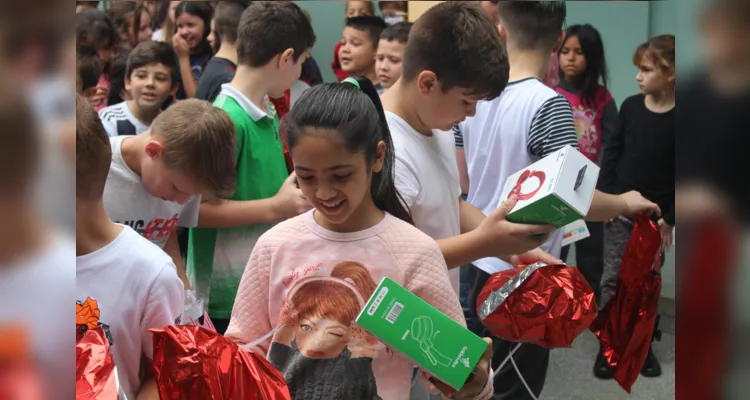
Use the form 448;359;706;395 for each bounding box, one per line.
527;95;579;158
453;124;464;149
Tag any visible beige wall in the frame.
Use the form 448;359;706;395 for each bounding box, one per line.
408;1;443;21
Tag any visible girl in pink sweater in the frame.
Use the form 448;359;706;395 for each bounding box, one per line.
225;76;492;400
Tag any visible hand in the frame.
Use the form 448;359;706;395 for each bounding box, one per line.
508;247;563;267
658;218;673;254
272;172;313;220
620;191;661;218
88;86;109;108
425;337;493;399
348;326;377;358
172;34;190;59
476;196;555;259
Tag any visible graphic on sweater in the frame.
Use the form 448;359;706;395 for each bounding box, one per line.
267;261;382;399
572;105;600;161
411;316;452;367
76;297;112;344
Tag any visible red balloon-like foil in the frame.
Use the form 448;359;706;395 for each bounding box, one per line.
75;326;117;400
477;264;597;349
590;215;662;393
151;325;291;400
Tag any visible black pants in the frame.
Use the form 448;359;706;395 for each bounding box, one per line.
463;265;550;400
559;221;604;304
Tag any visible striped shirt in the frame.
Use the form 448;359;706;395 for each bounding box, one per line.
457;77;578;274
98;101;150;137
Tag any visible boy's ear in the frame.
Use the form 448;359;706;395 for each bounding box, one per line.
497;24;507;43
124;77;132;93
553;30;565;54
279;48;296;69
170;81;179;97
372;141;386;173
416;71;438;95
144;139;165;159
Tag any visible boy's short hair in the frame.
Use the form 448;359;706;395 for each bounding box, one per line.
150;99;237;198
236;1;316;68
214;0;250;44
401;1;508;100
126;41;179;86
77;45;101;94
346;16;387;48
380;21;412;44
496;1;567;51
0;79;37;194
76;93;111;200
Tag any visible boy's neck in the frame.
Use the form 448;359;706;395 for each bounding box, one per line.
120;134;147;176
229;66;272;113
76;200;123;257
381;80;433;137
506;47;552;83
0;199;49;267
214;42;238;65
359;66;379;86
126;100;160;127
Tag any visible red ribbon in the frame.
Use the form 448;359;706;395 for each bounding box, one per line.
508;170;546;200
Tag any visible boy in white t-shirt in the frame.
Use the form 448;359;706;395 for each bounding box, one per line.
75;94;184;400
98;41;178;137
454;2;662;398
103;98;237;289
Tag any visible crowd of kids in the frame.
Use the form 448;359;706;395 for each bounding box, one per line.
75;1;675;399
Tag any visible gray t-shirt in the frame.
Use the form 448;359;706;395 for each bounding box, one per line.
103;136;200;249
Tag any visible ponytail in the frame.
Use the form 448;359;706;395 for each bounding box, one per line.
343;76;413;225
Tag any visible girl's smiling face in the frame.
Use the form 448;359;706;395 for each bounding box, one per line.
295;316;351;359
292;130;385;233
176;12;206;50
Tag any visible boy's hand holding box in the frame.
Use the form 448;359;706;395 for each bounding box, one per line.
499;146;599;229
356;278;489;391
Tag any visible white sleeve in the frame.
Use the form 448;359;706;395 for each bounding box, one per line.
141;261;185;359
98;112;117;137
393;155;420;209
178;195;201;228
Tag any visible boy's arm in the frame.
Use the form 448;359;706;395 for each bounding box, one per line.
453;124;470;195
139;263;185;398
197;173;312;228
585;190;661;221
527;96;579;159
165;232;190;290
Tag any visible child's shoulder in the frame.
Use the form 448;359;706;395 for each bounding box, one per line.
255;214;311;249
379;216;443;259
97;101;127;122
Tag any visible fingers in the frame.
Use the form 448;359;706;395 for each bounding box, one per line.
285;171;298;184
508;222;555;237
493;195;518;218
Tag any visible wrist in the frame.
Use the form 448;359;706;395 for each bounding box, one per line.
618;194;629;215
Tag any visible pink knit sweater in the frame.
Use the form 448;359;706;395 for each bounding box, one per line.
226;211;465;400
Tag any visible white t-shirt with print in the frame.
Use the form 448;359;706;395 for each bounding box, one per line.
386;111;461;295
103;136;201;249
76;225;184;400
98;101;150;137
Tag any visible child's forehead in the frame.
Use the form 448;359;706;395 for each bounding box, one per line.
344;26;374;40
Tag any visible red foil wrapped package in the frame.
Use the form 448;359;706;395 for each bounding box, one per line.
76;326;117;400
590;215;662;393
477;263;596;349
151;325;291;400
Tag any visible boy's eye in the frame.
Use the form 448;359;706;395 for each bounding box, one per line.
334;174;351;181
390;57;401;63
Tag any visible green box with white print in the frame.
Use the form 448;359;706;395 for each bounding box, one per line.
499;146;600;229
355;277;488;391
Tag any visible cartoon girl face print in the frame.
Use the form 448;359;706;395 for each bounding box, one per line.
572;105;599;159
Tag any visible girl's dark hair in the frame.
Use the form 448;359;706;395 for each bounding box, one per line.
174;1;214;66
108;1;150;49
76;9;117;52
154;0;175;43
286;76;413;225
559;24;608;108
107;49;130;106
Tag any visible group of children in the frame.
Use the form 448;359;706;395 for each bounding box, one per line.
74;1;674;399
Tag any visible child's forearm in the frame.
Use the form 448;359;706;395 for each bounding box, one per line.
197;198;282;228
165;232;191;290
136;378;160;400
179;57;197;98
437;230;489;270
585;190;628;222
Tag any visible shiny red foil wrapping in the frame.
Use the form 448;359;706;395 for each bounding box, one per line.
151;325;291;400
477;264;597;349
75;326;117;400
590;215;662;393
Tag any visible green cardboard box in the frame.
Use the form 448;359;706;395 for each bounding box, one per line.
355;277;488;390
499;145;600;228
